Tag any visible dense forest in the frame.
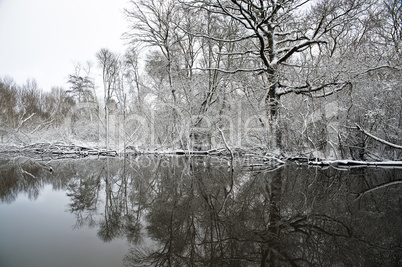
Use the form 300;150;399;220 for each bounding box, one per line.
0;0;401;160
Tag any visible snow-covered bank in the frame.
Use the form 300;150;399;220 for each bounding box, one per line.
0;142;117;159
1;142;402;169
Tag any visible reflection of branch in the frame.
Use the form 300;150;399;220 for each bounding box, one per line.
355;124;402;149
269;247;299;267
356;180;402;200
19;167;37;179
219;166;234;215
292;214;352;238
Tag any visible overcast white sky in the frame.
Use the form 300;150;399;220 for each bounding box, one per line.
0;0;129;91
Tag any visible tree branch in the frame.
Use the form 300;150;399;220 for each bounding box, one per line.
195;67;267;74
276;81;351;97
218;128;234;171
355;123;402;149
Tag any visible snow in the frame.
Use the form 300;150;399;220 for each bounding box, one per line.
309;160;402;168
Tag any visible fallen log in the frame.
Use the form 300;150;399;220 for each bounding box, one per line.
1;143;118;158
132;148;226;156
309;160;402;168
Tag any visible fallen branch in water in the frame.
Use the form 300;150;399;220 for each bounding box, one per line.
262;155;286;165
127;148;228;157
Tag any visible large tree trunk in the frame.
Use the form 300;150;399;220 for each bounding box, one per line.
265;77;282;150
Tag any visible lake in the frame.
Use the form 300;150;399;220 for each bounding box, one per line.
0;155;401;266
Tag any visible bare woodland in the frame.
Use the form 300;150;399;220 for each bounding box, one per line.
0;0;401;161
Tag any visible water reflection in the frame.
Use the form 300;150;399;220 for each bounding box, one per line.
0;156;401;266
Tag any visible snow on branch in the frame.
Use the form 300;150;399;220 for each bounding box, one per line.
16;112;35;132
352;65;402;78
275;39;327;65
216;49;261;56
178;26;256;43
310;82;352;98
195;67;268;74
276;36;309;46
355;124;402;149
276;81;351;97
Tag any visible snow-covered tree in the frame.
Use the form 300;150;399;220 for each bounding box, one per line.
96;48;121;149
179;0;377;149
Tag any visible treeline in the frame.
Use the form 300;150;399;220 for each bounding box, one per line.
1;0;401;160
0;78;75;142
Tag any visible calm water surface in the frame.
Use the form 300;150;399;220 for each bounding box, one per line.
0;156;401;266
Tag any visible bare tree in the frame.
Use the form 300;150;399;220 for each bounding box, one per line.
124;0;207;149
381;0;402;57
67;62;96;103
124;0;179;103
0;77;18;127
96;48;120;149
123;47;145;112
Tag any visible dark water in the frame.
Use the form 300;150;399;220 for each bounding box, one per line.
0;156;401;267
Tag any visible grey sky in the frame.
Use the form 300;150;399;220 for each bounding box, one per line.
0;0;128;91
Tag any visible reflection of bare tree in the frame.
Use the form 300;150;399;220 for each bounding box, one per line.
81;157;148;244
123;159;402;267
98;158;130;242
0;157;72;203
66;171;101;228
2;157;399;266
